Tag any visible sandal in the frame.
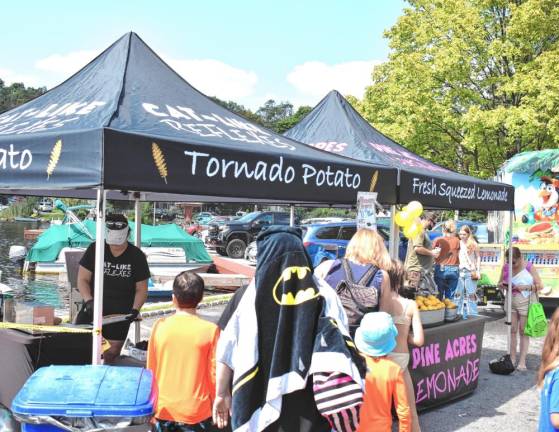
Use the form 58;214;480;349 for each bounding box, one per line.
516;365;528;372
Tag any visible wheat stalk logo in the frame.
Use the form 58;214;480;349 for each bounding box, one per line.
152;142;168;184
46;139;62;180
369;170;378;192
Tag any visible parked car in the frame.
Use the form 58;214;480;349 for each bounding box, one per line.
300;217;350;225
428;220;490;243
303;221;408;265
154;207;177;221
192;211;216;225
38;198;53;212
245;221;407;266
212;211;294;258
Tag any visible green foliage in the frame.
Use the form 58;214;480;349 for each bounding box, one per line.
299;207;356;220
0;197;40;218
210;97;263;125
211;96;311;134
274;106;313;134
256;100;294;129
359;0;559;178
0;79;45;114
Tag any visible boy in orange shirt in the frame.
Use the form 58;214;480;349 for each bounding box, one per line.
147;271;220;432
354;312;411;432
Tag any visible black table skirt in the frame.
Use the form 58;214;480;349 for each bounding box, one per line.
409;315;486;411
0;329;92;409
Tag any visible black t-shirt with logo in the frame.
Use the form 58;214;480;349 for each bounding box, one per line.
79;242;151;314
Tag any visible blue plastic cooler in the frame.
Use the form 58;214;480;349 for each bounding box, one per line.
11;365;155;431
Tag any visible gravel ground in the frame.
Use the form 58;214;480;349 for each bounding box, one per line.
137;303;545;432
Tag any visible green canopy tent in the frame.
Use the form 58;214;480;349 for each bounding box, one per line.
26;221;211;264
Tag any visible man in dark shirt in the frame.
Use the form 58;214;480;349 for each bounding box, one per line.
76;213;150;363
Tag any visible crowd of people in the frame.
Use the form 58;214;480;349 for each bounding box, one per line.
78;213;558;431
146;225;425;432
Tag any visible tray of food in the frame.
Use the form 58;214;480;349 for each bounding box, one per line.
415;295;445;327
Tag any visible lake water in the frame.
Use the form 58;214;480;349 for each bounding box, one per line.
0;221;69;312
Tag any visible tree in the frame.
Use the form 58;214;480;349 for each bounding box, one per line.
211;96;312;134
274;105;312;134
256;99;294;129
210;96;264;125
0;79;46;114
359;0;559;178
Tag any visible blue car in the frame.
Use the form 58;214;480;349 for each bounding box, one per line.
428;220;490;243
302;221;408;267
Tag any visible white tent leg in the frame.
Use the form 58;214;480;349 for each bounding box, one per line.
507;211;514;355
389;205;398;259
92;188;106;365
133;197;142;345
290;205;295;227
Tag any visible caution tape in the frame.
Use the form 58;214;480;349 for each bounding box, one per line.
0;321;93;334
0;293;234;334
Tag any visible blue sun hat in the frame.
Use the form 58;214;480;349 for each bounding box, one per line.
354;312;398;357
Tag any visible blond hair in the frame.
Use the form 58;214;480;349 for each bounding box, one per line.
443;220;456;234
538;308;559;388
345;228;391;269
459;225;478;253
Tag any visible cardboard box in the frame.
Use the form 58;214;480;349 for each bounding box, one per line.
15;303;55;325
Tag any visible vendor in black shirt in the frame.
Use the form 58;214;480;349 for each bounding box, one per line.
76;213;150;364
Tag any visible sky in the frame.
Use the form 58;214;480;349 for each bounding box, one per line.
0;0;406;110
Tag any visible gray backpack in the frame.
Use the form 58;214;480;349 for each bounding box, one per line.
335;259;380;334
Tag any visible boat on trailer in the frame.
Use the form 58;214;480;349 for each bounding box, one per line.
21;220;212;278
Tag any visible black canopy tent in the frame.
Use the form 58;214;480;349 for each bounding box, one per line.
0;33;398;363
285;90;517;368
0;35;397;206
285;90;514;211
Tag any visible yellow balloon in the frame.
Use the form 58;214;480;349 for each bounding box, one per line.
395;210;411;227
404;221;422;239
407;201;424;219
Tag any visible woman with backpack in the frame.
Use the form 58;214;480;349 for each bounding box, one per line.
316;228;392;336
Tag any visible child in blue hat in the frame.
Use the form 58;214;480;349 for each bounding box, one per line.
354;312;411;432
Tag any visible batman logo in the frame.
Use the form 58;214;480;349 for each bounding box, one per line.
272;266;319;306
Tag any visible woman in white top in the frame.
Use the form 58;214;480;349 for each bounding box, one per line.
498;247;542;370
385;259;424;432
455;225;480;319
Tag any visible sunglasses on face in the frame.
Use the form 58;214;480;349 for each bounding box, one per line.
106;221;128;230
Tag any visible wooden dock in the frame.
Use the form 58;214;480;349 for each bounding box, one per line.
23;229;45;240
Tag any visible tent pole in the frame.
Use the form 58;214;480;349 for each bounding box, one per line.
134;197;141;247
290;205;295;227
92;188;106;365
153;202;156;225
133;196;142;345
507;211;513;355
389;205;398;259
